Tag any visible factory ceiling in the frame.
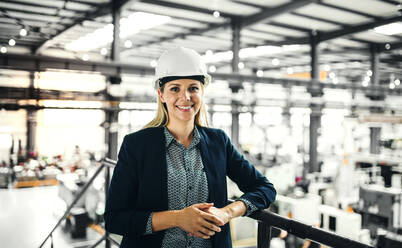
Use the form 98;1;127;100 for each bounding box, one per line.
0;0;401;88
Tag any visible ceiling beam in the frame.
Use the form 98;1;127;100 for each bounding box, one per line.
34;0;132;54
241;0;318;28
316;1;380;20
319;15;402;42
132;1;316;49
1;52;401;96
139;0;238;19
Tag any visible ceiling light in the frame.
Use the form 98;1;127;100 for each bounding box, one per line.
205;50;213;57
8;39;15;46
286;68;294;74
213;11;220;18
385;43;391;50
329;72;335;79
19;28;27;36
66;12;171;52
395;79;400;86
366;70;372;76
389;82;395;89
82;54;89;61
150;60;157;68
256;69;264;77
364;76;370;82
333;78;339;84
374;22;402;36
362;81;369;87
100;48;107;55
0;47;6;53
238;62;244;69
209;65;216;73
323;64;330;71
124;40;132;48
272;58;279;66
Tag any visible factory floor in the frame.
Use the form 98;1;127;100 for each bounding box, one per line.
0;185;105;248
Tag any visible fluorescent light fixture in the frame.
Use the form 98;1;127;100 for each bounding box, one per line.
374;22;402;36
362;80;369;87
82;54;89;61
8;39;15;46
66;12;171;52
124;40;133;48
100;48;107;55
272;58;279;66
19;28;27;36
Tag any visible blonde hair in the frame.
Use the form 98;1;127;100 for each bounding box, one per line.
144;84;209;128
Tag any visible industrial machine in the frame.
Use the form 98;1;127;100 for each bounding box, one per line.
357;185;402;237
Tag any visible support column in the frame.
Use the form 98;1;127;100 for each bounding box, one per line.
308;31;323;173
230;18;241;149
105;0;122;161
309;104;322;173
26;72;37;158
367;44;384;155
370;127;381;154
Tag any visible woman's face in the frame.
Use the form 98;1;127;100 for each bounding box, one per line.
158;79;204;125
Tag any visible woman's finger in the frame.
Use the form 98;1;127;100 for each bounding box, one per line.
200;211;225;226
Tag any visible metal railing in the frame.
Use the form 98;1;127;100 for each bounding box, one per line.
38;158;116;248
39;158;374;248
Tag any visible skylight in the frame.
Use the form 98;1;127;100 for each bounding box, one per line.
374;22;402;36
66;12;171;52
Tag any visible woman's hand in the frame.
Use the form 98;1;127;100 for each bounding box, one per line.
176;203;224;239
203;207;231;225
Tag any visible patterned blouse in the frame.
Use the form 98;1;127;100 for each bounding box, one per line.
144;126;257;248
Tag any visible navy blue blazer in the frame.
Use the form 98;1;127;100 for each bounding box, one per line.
105;126;276;248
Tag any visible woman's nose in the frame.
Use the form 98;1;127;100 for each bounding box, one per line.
181;90;190;101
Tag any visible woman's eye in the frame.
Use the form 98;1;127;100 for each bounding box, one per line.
170;87;179;92
190;86;199;92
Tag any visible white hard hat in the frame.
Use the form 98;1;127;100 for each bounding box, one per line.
154;47;211;89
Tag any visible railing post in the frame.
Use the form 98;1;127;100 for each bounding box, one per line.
105;164;111;248
50;234;53;248
257;221;272;248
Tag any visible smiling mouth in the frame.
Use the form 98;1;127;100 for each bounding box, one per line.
177;105;194;111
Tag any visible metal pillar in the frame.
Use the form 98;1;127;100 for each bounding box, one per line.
368;44;383;156
309;104;321;173
370;44;379;87
230;18;241;149
369;127;381;154
308;32;322;173
105;1;122;247
26;72;37;158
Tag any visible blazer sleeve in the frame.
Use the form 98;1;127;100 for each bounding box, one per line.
222;130;276;210
104;135;152;237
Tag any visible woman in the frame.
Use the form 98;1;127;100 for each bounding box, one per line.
104;47;276;248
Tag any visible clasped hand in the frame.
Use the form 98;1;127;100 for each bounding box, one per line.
177;203;230;239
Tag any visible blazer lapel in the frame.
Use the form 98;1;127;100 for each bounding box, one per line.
198;128;216;204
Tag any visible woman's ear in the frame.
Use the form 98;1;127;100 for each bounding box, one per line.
158;88;165;103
